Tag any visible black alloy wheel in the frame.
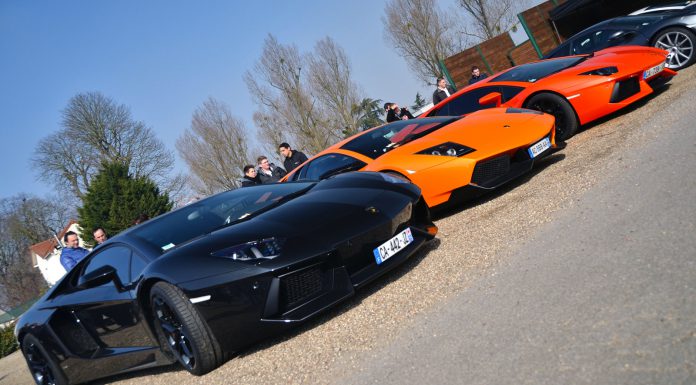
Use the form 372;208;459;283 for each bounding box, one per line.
21;334;67;385
524;93;579;141
150;282;223;375
653;27;696;70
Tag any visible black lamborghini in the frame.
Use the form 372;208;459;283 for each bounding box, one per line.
15;172;437;384
545;2;696;70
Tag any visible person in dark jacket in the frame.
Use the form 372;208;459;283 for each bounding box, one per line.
241;165;262;187
257;155;287;183
468;65;488;85
278;143;308;173
432;77;456;105
384;102;415;123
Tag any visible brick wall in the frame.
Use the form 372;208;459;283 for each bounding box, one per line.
520;0;565;55
509;40;539;66
442;0;566;88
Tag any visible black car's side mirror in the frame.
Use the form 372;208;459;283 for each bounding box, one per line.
78;265;123;290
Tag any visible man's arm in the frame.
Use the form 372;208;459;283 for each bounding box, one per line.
433;90;442;105
60;251;76;271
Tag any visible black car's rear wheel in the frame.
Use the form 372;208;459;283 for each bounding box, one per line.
653;27;696;70
524;93;579;141
150;282;223;375
21;334;67;385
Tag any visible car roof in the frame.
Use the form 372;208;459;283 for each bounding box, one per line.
630;1;695;15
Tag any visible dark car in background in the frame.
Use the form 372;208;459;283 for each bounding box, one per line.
545;2;696;70
15;172;437;384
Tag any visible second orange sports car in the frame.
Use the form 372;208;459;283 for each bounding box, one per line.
421;46;676;141
283;108;563;208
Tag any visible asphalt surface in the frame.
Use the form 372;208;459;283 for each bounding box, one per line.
1;66;695;385
337;73;696;385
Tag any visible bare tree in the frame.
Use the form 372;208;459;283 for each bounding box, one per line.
246;35;376;154
458;0;530;41
0;195;70;308
32;92;181;201
383;0;466;85
308;37;363;138
176;98;254;194
245;35;329;155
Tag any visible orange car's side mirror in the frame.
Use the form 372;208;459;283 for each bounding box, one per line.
479;92;502;107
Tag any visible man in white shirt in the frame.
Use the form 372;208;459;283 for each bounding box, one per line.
432;77;456;105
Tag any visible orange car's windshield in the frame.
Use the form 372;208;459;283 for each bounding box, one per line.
490;57;586;83
340;117;459;159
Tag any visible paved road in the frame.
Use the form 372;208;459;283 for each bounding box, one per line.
338;78;696;384
2;69;695;385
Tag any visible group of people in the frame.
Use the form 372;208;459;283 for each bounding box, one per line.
385;65;489;123
59;228;107;271
59;214;150;271
242;142;308;187
432;65;488;105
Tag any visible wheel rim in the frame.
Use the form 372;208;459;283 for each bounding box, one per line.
655;31;693;69
153;296;196;370
24;342;56;385
528;99;570;140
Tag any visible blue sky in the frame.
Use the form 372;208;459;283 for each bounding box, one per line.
0;0;450;199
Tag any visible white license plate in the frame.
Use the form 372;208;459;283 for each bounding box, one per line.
373;228;414;265
527;137;551;159
643;62;665;79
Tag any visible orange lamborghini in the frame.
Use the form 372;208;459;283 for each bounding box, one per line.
282;108;563;208
421;46;676;140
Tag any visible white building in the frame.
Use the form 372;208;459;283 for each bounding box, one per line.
29;220;88;286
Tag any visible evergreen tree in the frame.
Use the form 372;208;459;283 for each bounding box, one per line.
353;98;385;133
412;92;427;111
78;162;172;244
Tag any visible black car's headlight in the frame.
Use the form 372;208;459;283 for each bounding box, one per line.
211;238;285;261
417;142;475;157
580;66;618;76
379;172;411;184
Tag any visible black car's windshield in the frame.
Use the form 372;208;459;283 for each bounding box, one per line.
340;117;458;159
490;57;586;83
131;182;315;252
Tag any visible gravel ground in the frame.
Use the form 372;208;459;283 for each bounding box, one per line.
2;65;694;385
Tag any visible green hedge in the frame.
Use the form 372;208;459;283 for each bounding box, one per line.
0;321;18;358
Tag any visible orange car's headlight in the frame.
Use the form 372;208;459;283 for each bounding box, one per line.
580;66;618;76
417;142;475;157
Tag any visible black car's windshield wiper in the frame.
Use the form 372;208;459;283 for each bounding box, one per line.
209;184;316;233
320;162;364;179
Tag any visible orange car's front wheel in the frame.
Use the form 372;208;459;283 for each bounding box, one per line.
524;93;578;141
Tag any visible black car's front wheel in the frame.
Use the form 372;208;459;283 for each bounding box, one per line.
21;334;67;385
653;27;696;70
150;282;224;375
524;93;579;141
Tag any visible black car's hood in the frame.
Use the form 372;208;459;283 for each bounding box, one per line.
149;173;419;282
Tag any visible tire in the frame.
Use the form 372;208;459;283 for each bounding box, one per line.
652;27;696;70
21;334;68;385
524;93;579;141
150;282;223;375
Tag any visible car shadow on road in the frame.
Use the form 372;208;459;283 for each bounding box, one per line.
85;364;184;384
430;152;566;221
